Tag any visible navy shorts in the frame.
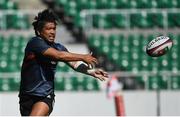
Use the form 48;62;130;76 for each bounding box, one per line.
19;94;55;116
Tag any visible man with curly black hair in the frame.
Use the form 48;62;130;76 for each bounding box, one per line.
18;9;108;116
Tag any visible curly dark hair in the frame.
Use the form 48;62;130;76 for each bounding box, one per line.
32;9;57;36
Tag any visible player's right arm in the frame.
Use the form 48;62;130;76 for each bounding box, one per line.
43;48;98;66
29;37;97;66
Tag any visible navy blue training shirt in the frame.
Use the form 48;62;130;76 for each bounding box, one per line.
19;36;68;97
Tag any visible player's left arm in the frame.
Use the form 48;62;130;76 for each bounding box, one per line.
66;61;108;81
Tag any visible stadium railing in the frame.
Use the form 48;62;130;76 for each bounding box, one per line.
79;8;180;30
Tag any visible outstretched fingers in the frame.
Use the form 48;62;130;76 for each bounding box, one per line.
102;71;108;77
89;58;98;67
97;75;108;81
95;69;109;81
83;54;98;67
98;69;109;77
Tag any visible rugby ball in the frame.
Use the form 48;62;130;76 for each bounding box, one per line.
146;36;173;57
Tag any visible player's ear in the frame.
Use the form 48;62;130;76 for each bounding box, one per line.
37;31;40;35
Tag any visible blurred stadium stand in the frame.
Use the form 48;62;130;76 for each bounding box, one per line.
0;0;180;92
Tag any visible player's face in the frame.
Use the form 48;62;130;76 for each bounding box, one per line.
40;22;56;43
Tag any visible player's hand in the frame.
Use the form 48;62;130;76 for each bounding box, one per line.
88;69;109;81
83;54;98;67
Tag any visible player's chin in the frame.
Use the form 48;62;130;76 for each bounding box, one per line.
48;38;55;43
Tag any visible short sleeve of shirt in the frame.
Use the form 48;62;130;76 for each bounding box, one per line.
28;37;51;54
55;43;68;52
